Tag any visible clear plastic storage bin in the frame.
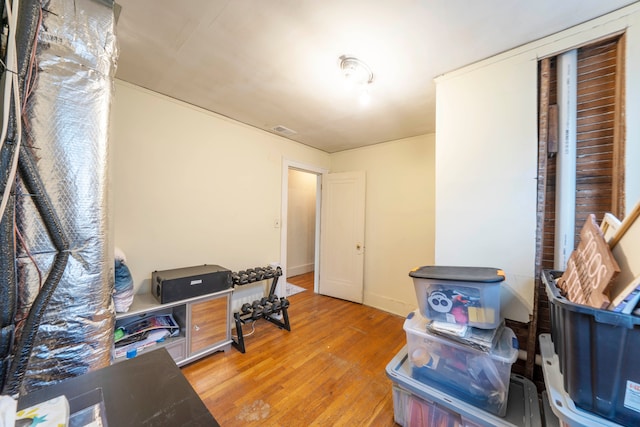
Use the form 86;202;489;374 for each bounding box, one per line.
387;345;541;426
403;310;518;416
409;266;504;329
392;384;471;426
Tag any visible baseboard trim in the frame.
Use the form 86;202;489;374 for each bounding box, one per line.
287;263;314;277
364;292;416;318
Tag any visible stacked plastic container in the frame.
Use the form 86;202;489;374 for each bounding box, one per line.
404;309;518;416
410;266;504;330
386;266;541;426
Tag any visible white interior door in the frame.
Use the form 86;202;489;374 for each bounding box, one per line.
319;171;366;303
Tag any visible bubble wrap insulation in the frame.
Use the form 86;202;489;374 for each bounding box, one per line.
14;0;117;393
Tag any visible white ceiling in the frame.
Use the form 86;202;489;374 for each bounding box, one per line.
114;0;638;153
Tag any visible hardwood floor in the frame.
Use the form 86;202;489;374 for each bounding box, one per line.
181;272;407;426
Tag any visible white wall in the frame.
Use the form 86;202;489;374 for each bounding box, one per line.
286;169;316;277
331;134;436;316
434;3;640;323
111;81;331;295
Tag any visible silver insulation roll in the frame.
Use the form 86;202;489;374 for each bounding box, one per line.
14;0;117;393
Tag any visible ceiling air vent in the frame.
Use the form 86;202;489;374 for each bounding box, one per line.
272;125;297;136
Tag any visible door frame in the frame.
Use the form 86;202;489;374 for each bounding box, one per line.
280;159;328;295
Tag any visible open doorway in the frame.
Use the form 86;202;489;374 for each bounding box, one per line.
280;160;326;297
280;161;366;303
286;169;317;293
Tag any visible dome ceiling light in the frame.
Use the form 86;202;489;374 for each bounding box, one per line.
339;55;374;86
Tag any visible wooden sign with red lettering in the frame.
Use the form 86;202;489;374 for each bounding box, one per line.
558;214;620;309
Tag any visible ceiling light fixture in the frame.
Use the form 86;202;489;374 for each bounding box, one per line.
339;55;374;106
339;55;374;86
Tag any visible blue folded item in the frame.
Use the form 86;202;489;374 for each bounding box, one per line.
114;259;134;312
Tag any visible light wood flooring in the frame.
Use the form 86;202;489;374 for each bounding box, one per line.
181;272;406;426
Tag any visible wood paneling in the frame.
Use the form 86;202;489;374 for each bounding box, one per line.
190;295;229;355
575;37;619;231
533;35;624;391
182;272;406;426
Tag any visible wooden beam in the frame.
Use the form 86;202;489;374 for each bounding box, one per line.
612;33;626;218
548;104;558;155
527;57;551;379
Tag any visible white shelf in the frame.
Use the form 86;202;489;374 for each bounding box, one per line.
112;335;187;363
116;289;233;319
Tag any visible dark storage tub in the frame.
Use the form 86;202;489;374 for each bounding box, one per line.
540;334;624;427
542;269;640;426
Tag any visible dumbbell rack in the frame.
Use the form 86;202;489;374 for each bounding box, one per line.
231;266;291;353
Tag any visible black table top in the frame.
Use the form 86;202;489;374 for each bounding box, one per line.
17;347;219;426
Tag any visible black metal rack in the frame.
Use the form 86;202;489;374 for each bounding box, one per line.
231;266;291;353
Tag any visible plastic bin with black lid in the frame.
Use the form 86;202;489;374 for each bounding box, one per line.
409;266;505;329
